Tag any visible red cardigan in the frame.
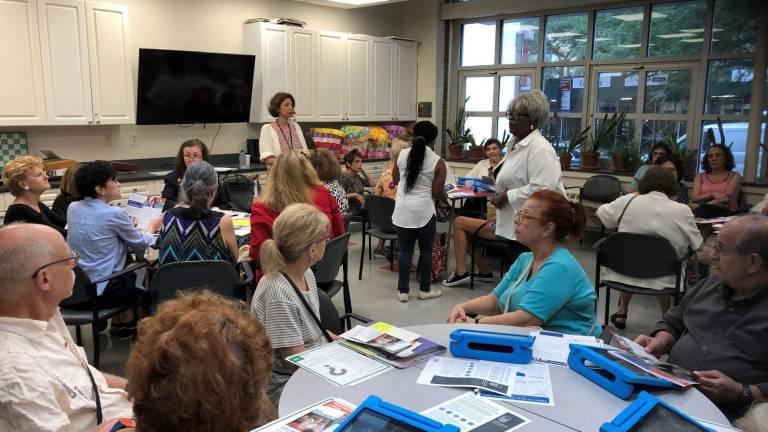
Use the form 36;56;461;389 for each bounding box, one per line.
249;184;345;262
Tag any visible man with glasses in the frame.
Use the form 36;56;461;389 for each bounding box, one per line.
0;223;132;431
634;215;768;419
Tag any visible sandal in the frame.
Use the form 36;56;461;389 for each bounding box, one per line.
609;313;627;330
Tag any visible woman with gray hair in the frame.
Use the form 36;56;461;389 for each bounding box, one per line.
156;161;238;266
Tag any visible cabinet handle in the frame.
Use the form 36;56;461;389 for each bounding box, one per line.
88;119;92;124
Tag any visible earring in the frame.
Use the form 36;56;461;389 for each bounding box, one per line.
23;185;30;191
529;125;534;131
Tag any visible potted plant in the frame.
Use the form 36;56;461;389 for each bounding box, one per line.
560;126;590;171
623;137;641;173
446;97;471;159
470;137;487;161
581;108;628;170
665;133;698;181
611;136;638;173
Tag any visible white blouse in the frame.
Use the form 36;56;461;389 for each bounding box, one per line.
392;147;441;229
258;121;308;162
494;129;565;240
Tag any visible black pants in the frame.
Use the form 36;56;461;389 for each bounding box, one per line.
67;272;141;310
396;216;436;293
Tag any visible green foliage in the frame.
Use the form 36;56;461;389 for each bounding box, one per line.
446;96;472;146
702;116;733;149
583;108;628;154
544;14;587;62
561;125;591;157
614;136;641;170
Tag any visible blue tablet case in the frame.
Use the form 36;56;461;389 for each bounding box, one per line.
449;329;533;364
568;344;676;399
456;177;496;193
337;395;459;432
600;391;714;432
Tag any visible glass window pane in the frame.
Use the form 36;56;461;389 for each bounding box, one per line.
649;1;706;57
544;13;587;63
498;75;533;111
705;60;754;116
464;77;494;112
644;70;692;114
594;118;636;155
465;117;493;146
711;0;758;54
542;116;583;160
593;7;643;60
542;67;585;113
502;18;539;64
461;22;497;66
699;120;753;175
641;120;687;163
596;71;639;113
497;117;510;146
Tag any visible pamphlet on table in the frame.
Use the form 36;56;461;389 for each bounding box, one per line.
531;330;605;366
124;193;164;232
416;357;518;397
421;392;531;432
250;397;356;432
477;363;555;406
340;322;446;368
286;342;391;387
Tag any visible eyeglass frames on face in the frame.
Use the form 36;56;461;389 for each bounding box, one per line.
514;210;545;224
31;250;80;279
505;110;529;121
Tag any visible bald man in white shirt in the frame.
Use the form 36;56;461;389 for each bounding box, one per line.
0;223;132;431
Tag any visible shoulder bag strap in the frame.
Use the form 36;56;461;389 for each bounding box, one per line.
616;194;639;230
503;259;535;314
84;365;103;424
280;271;333;343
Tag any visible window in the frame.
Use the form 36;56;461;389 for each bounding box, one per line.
644;70;692;114
648;1;706;57
544;13;588;62
596;71;639;113
464;77;494;111
542;67;585;113
461;22;496;66
705;60;754;116
593;7;643;60
710;0;758;54
502;18;539;64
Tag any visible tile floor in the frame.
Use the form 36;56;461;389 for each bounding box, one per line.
78;226;666;377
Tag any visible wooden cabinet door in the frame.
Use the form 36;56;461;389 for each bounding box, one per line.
370;37;395;121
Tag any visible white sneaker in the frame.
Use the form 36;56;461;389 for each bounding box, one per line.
397;292;409;302
418;289;443;300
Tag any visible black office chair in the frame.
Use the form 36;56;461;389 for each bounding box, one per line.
317;289;371;335
359;195;398;280
469;221;530;290
594;232;689;329
219;174;254;212
60;263;147;369
312;233;353;320
566;175;623;238
148;260;252;309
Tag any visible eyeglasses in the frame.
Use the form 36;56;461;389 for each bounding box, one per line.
505;110;529;121
31;250;80;279
183;154;203;161
515;210;545;224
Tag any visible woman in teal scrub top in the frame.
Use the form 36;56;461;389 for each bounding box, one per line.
448;190;599;336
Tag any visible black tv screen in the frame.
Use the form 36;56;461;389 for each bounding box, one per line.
136;48;255;125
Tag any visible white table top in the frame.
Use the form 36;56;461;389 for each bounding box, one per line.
279;323;730;432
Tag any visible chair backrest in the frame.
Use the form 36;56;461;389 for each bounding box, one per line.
149;260;244;305
317;288;343;335
364;195;396;232
59;266;96;307
312;232;350;285
219;174;255;212
582;175;622;203
595;232;681;278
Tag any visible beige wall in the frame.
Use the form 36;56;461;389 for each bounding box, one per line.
6;0;414;161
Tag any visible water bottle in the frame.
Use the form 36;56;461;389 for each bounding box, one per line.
239;149;247;169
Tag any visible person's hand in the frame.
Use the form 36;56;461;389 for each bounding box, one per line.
634;333;672;358
694;370;742;403
93;418;135;432
353;193;365;204
327;330;341;341
146;217;162;234
491;192;508;209
448;305;468;323
689;203;699;210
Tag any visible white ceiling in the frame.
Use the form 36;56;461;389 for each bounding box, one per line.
292;0;408;9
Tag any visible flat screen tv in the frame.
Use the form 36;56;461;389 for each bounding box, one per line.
136;48;255;125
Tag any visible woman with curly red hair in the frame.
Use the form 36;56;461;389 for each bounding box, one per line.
122;291;276;432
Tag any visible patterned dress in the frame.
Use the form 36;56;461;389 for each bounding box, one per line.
157;207;235;266
325;180;349;218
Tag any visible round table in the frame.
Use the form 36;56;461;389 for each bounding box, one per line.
280;324;730;432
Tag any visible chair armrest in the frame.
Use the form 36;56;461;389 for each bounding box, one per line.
564;185;582;191
91;262;148;285
340;312;373;325
240;261;255;284
592;237;608;251
472;220;492;239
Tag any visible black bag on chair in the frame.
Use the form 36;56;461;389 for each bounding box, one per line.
219;174;254;212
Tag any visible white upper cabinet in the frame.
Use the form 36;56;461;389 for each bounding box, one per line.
0;0;46;125
370;37;395;121
345;34;370;121
394;39;417;121
315;30;346;121
290;28;315;121
85;1;133;124
37;0;93;125
245;23;290;123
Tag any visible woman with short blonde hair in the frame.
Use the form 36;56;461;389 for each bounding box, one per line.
251;204;332;405
2;155;66;235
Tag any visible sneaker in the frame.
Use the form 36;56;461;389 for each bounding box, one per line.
473;272;494;282
418;289;443;300
110;326;136;341
397;292;409;302
442;271;470;287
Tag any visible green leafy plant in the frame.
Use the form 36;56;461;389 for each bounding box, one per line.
561;125;591;157
446;96;474;146
500;129;511;147
583;107;628;154
703;116;733;149
621;136;641;170
664;133;697;160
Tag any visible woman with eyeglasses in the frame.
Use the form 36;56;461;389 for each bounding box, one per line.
691;144;741;212
161;139;226;211
448;191;598;336
627;141;672;192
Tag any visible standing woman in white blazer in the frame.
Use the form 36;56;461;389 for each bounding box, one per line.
490;90;565;242
259;92;308;167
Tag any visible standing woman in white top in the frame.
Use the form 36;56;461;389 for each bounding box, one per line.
492;90;565;241
392;121;448;302
258;92;308;167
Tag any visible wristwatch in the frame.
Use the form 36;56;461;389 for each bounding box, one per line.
474;317;481;324
737;383;754;406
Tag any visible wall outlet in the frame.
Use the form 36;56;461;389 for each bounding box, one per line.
105;134;112;147
130;134;138;146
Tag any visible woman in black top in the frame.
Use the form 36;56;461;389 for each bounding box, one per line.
2;155;66;235
162;139;225;210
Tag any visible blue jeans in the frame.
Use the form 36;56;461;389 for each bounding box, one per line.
396;216;436;293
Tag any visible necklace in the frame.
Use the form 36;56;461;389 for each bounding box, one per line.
276;121;294;150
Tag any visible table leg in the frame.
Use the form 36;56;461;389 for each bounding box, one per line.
444;199;456;258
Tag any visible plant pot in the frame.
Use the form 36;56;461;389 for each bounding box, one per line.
611;154;627;172
448;144;464;159
559;154;572;171
468;146;484;161
581;152;599;170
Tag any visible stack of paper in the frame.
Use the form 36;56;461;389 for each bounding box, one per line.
531;330;605;366
124;193;165;233
287;342;391;387
340;322;446;368
252;397;356;432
